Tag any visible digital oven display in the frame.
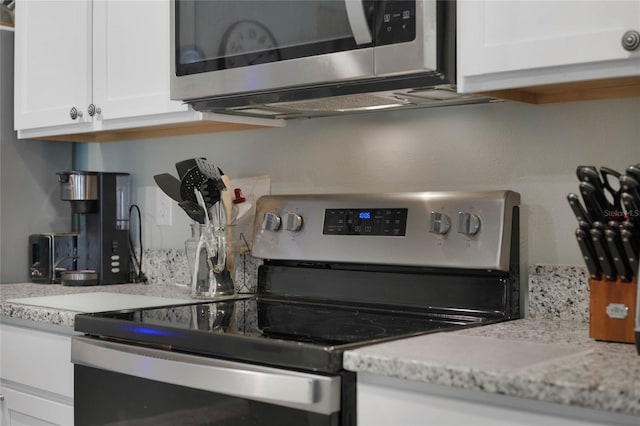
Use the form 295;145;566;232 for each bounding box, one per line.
322;208;408;236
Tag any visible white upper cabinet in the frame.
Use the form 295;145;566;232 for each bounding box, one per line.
14;0;283;141
92;0;187;121
457;0;640;94
14;0;93;132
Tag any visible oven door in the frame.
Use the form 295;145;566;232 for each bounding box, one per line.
171;0;389;101
71;336;344;425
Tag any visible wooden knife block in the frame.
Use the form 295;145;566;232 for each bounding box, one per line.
589;277;637;344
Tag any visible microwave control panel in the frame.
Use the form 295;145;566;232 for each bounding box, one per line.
375;1;416;45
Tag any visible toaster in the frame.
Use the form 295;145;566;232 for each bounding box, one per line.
29;233;78;284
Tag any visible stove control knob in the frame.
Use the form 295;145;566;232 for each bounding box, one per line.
457;212;481;236
261;212;281;232
283;212;303;232
429;212;451;235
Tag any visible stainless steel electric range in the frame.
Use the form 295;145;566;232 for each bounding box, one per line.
72;191;520;426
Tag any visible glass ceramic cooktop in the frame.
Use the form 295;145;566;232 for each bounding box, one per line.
75;296;478;372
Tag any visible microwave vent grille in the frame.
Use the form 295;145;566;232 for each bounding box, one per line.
265;93;409;113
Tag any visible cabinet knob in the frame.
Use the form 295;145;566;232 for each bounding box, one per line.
88;104;102;117
69;107;83;120
622;30;640;51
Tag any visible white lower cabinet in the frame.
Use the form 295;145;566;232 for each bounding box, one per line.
0;323;75;426
356;373;639;426
1;387;73;426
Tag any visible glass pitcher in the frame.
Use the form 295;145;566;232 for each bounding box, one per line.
185;223;235;299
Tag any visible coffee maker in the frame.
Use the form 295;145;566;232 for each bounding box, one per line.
57;171;131;285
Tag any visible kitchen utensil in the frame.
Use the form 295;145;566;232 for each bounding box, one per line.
567;193;592;225
220;175;234;271
579;182;606;223
576;165;598;181
604;227;632;282
153;173;182;202
625;165;640;182
619;176;640;213
590;228;617;281
621;228;639;273
599;166;623;211
578;167;614;211
179;166;220;206
195;158;226;192
194;188;210;224
178;200;206;224
621;192;640;228
575;228;601;280
175;158;201;180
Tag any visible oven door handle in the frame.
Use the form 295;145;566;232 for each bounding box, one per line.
71;336;341;415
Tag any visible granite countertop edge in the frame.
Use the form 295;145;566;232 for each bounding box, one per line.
3;278;640;418
0;282;198;327
343;318;640;417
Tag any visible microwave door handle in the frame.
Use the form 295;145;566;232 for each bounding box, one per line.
345;0;372;45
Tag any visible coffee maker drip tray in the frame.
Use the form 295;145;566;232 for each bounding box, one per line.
60;270;98;286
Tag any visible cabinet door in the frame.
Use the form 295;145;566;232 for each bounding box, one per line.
92;0;188;121
0;324;74;398
1;387;73;426
14;0;94;131
458;0;640;93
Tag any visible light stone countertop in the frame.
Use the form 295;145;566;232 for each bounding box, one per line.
3;265;640;419
0;282;197;327
343;318;640;418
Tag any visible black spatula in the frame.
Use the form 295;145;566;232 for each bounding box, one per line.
153;173;182;202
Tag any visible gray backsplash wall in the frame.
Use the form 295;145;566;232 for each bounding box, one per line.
76;97;640;269
0;29;72;284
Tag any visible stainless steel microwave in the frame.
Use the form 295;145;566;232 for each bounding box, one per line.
170;1;485;118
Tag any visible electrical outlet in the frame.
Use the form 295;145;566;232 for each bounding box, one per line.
156;188;173;226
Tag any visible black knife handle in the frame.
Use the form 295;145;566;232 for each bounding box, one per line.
620;228;639;276
619;175;640;207
575;228;601;280
625;165;640;182
604;228;632;282
590;228;617;281
579;167;614;211
576;165;598;182
567;193;592;225
620;192;640;228
580;182;606;223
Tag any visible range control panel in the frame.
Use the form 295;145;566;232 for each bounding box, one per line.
252;191;520;271
323;208;408;236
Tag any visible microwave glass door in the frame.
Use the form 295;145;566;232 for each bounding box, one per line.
175;0;377;76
